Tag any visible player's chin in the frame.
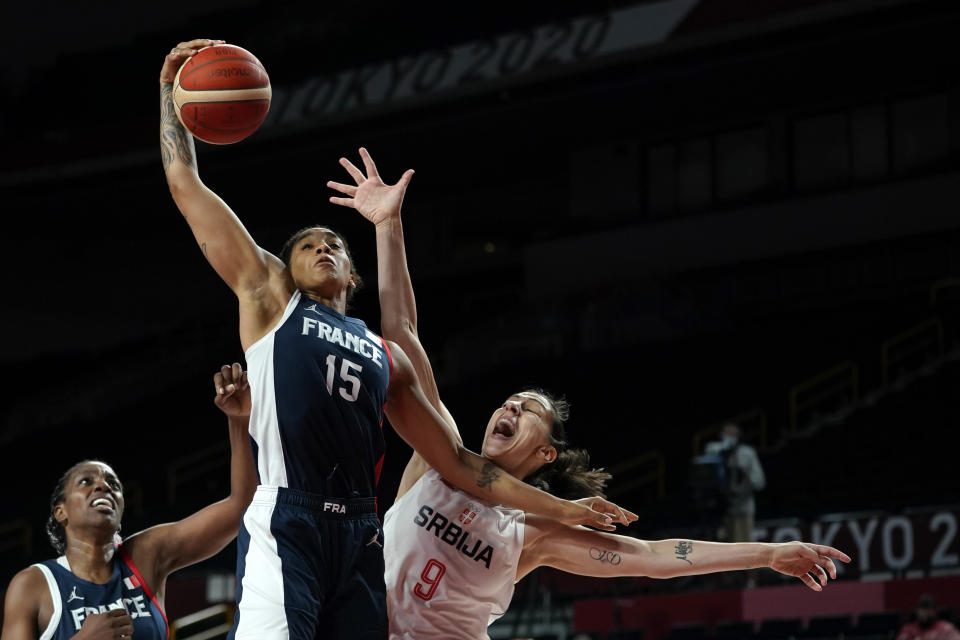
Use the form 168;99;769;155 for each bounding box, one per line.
481;439;508;459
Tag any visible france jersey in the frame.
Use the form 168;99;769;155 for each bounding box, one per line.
230;290;393;639
245;290;391;498
32;546;167;640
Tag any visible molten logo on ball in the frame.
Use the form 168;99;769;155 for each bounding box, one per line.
173;44;272;145
209;67;253;78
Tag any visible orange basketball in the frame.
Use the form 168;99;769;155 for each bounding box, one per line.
173;44;272;145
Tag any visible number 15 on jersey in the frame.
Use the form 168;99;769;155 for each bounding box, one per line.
324;354;362;402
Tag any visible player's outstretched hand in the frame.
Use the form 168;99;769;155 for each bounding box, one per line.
327;147;415;227
574;496;639;528
769;541;851;591
214;362;251;417
563;497;638;531
73;608;134;639
160;38;225;83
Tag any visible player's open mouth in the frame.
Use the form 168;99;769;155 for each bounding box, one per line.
91;497;115;513
492;419;515;439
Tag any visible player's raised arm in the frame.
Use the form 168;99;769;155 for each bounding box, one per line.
327;150;439;404
124;363;257;577
158;39;278;296
329;148;461;494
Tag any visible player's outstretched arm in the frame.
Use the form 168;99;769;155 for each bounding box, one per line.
328;149;437;404
329;148;458;495
159;39;277;295
124;363;258;577
384;342;631;530
521;518;851;591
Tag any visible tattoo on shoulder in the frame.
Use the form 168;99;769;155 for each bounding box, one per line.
675;540;693;565
589;547;622;565
476;462;501;489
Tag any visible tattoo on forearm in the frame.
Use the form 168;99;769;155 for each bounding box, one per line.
589;547;622;565
675;540;693;565
159;83;195;171
476;462;501;489
201;242;208;258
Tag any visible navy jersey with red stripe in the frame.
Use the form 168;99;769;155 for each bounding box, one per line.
245;291;391;498
33;546;167;639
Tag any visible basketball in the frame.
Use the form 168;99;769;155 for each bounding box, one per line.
173;44;272;145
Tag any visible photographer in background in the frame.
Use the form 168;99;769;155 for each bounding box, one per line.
703;422;766;586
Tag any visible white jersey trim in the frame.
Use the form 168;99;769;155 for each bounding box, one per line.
32;564;61;640
233;486;288;639
244;290;301;488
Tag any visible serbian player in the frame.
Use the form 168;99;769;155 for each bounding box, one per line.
159;40;630;640
329;148;854;640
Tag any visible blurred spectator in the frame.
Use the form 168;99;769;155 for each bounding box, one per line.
703;422;765;587
704;423;766;543
896;595;960;640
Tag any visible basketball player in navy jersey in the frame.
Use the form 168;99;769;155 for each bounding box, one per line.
159;40;631;640
330;149;853;639
0;363;257;640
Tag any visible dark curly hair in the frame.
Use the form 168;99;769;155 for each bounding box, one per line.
279;225;363;307
520;389;612;500
46;460;121;555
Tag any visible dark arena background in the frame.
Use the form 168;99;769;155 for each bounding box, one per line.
2;1;959;638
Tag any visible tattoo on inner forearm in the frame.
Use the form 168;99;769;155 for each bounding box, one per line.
476;462;501;489
675;540;693;565
589;547;622;565
159;83;195;171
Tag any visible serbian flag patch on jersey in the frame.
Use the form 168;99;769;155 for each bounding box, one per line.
123;575;141;590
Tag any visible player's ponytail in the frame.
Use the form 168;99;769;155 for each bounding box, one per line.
525;448;612;499
518;389;612;499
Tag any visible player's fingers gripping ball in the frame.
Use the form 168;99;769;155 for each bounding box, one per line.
173;43;271;144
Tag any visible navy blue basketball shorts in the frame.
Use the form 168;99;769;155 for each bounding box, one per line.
228;486;387;640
